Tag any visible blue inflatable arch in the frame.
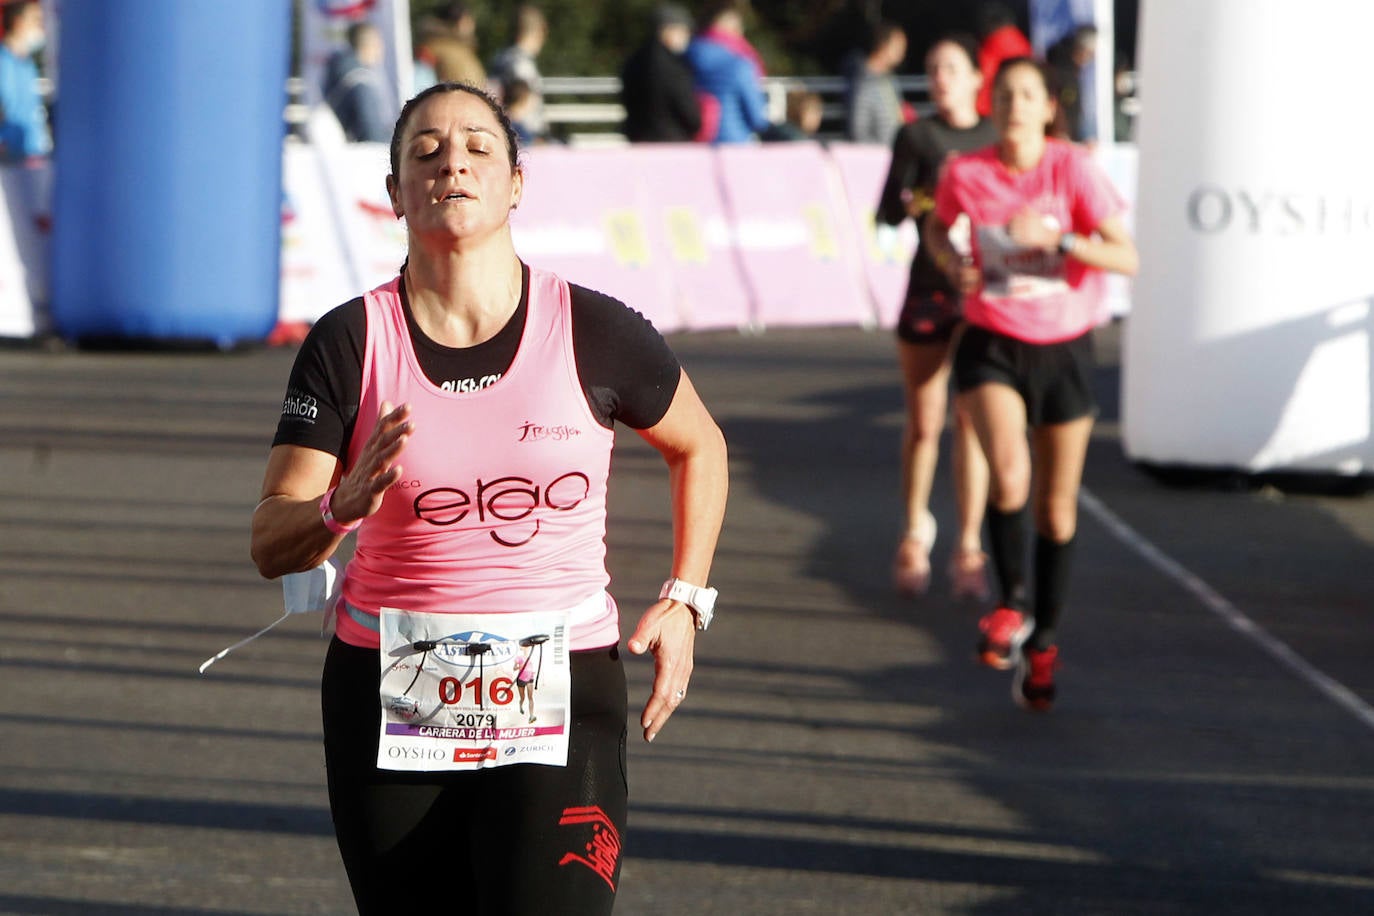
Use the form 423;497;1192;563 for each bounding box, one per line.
51;0;291;346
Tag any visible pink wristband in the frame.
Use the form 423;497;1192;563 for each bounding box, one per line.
320;487;361;535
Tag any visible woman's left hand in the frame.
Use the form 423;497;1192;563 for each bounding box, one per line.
1006;206;1060;250
627;600;697;742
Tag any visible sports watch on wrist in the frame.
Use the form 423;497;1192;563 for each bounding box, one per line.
659;577;717;631
1058;231;1081;255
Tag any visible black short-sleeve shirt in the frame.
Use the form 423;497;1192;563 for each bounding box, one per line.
272;264;682;457
875;116;998;297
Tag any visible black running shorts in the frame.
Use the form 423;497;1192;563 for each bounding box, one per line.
953;324;1098;426
895;290;962;345
322;637;628;916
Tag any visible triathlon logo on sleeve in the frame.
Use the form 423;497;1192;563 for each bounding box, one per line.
280;388;319;423
557;805;621;891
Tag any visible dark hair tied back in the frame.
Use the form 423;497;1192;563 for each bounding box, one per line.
388;82;522;180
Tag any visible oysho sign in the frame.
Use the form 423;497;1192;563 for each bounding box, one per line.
1185;186;1374;237
1124;0;1374;477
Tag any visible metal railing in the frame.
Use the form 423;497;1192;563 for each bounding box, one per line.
543;74;933;146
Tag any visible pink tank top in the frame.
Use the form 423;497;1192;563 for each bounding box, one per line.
335;267;620;651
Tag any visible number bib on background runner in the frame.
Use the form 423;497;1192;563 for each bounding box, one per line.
977;224;1070;300
377;607;572;772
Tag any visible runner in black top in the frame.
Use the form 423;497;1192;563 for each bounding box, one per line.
875;33;998;602
251;82;728;916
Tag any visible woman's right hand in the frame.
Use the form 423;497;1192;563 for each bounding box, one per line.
328;401;412;526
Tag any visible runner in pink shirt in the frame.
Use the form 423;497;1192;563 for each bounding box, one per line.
250;83;728;914
926;57;1137;712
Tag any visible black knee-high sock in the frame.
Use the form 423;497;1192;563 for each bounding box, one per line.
1031;535;1076;650
985;506;1028;611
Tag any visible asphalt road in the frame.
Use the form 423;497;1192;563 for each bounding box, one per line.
1;321;1371;915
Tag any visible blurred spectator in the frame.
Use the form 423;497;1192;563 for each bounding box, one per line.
322;22;391;143
0;0;51;164
762;89;822;142
685;0;771;144
975;2;1031;117
489;4;548;137
1047;24;1098;144
1113;59;1137;143
845;20;907;145
503;77;539;147
412;56;438;94
415;2;485;90
620;3;701;143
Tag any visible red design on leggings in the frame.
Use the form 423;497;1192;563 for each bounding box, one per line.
557;805;621;891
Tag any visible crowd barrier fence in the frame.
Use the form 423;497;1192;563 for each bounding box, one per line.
2;142;1138;341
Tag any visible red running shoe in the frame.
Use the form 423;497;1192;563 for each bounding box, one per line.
1014;645;1060;711
976;607;1030;670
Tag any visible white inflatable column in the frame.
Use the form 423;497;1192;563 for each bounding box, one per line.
1124;0;1374;477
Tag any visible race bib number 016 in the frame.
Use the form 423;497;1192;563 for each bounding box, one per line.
378;607;571;772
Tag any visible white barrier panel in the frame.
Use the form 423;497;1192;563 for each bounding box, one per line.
1093;142;1136;320
0;163;50;338
0;174;35;338
323;143;409;295
1124;0;1374;475
280;143;358;323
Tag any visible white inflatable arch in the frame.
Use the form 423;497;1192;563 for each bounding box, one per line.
1123;0;1374;479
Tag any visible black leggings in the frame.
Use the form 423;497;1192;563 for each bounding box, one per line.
322;637;628;915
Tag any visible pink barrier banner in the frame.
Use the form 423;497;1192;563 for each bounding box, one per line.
827;142;919;329
627;144;752;331
2;143;1140;340
714;143;872;329
514;146;679;333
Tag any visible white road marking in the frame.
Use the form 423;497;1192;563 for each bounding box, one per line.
1079;487;1374;732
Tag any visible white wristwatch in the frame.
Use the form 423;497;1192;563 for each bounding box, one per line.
660;577;717;631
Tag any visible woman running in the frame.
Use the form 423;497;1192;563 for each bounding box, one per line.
514;645;536;721
251;82;728;913
925;57;1137;711
876;33;997;600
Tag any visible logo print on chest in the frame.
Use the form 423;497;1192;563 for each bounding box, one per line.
413;472;591;547
519;421;583;442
